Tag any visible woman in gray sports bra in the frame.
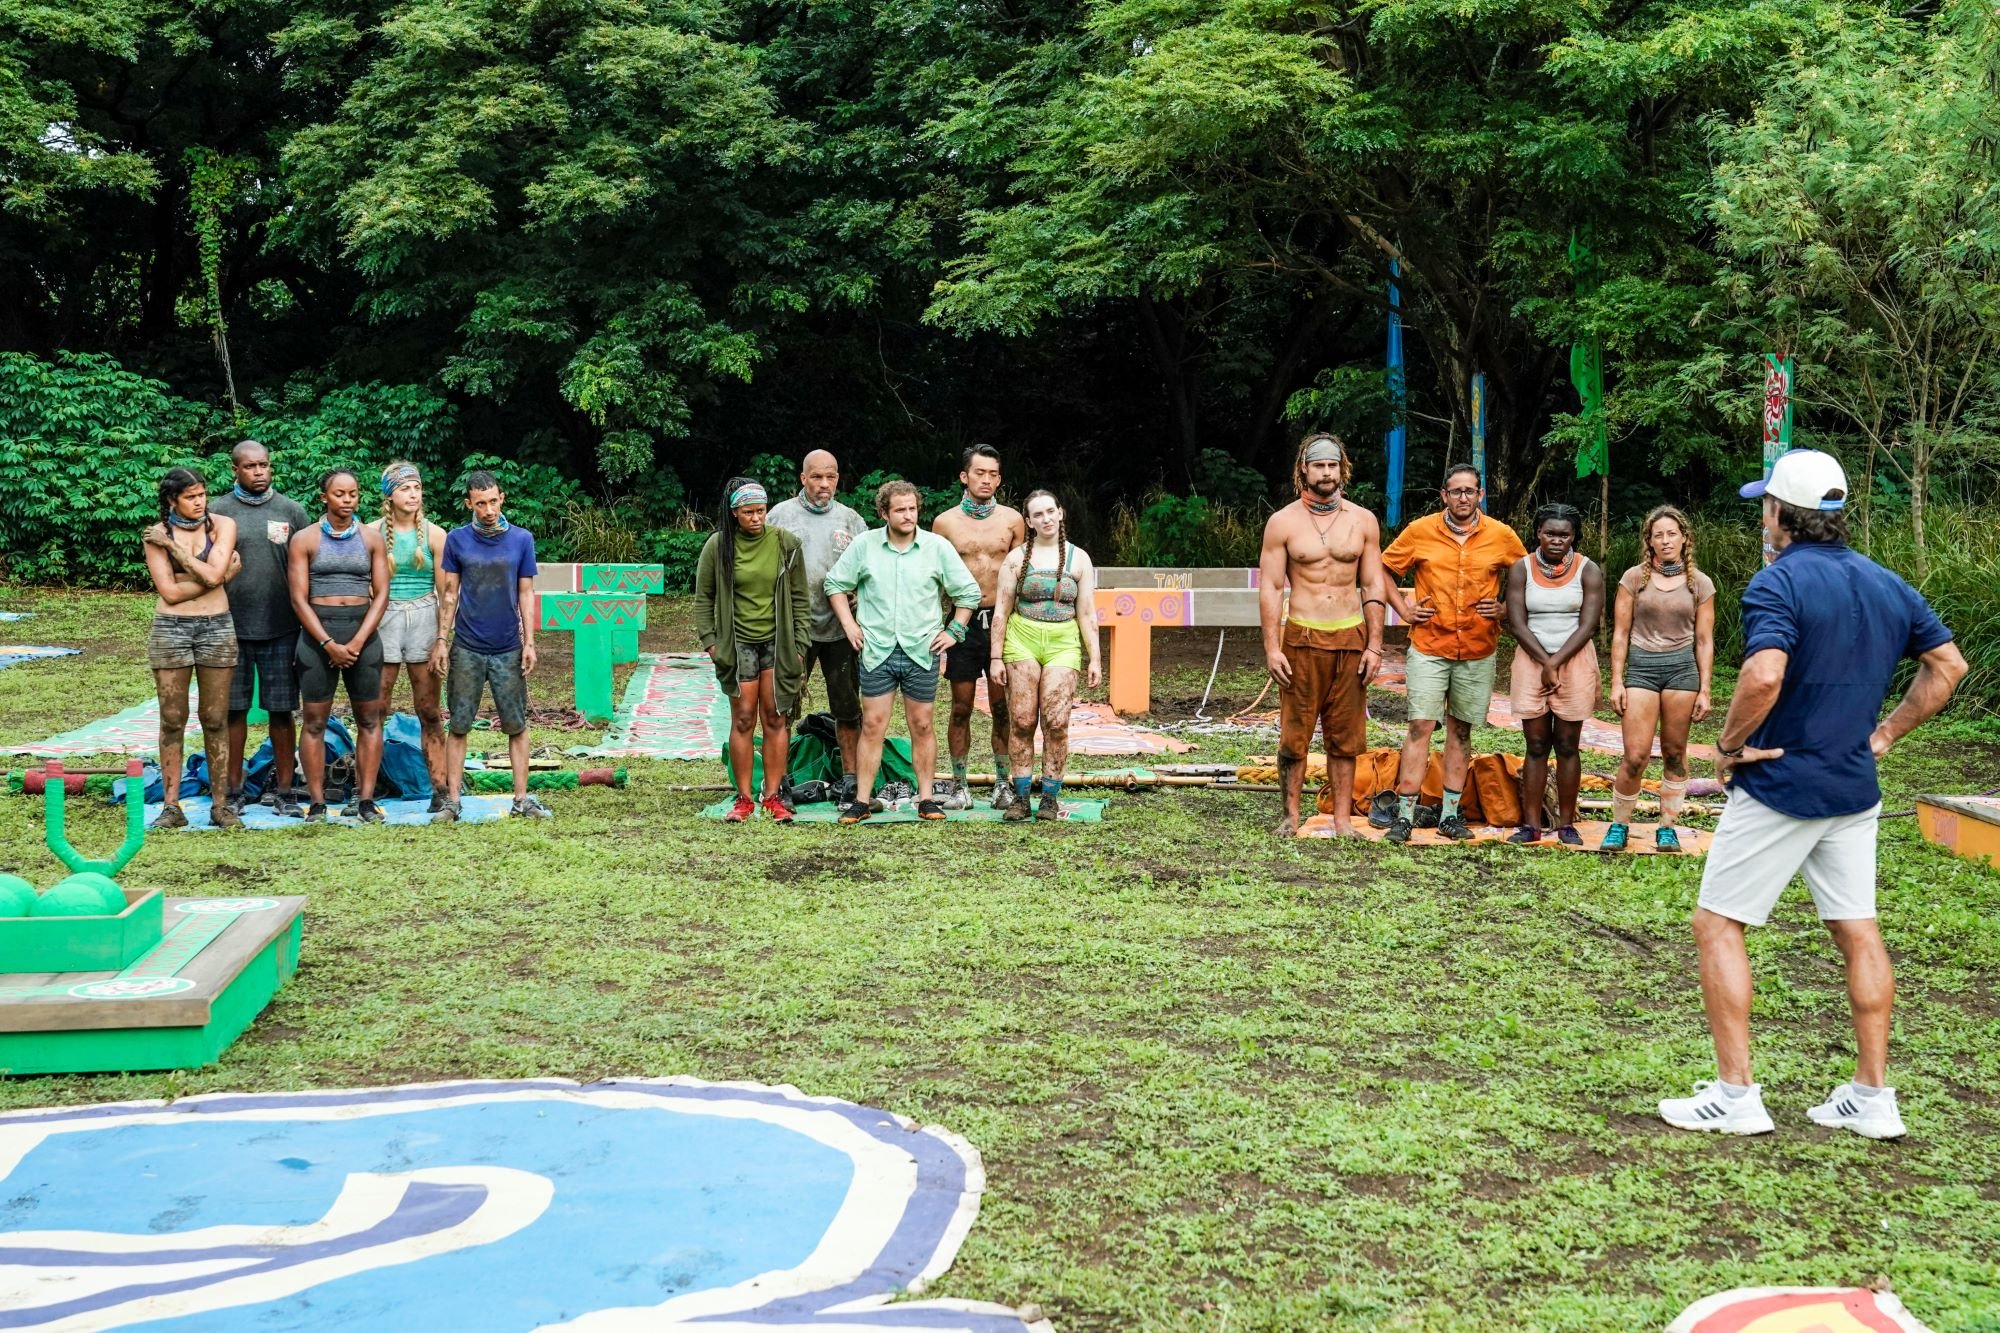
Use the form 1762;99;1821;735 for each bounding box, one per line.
286;467;391;823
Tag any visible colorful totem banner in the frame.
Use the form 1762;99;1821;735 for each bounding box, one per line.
1385;258;1408;526
1762;353;1794;476
1469;371;1489;509
1569;232;1608;481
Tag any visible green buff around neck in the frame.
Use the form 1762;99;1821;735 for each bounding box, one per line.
960;493;994;519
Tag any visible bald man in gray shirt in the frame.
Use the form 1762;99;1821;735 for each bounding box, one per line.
766;450;869;804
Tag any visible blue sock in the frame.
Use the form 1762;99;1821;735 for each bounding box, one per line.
1044;779;1062;801
1014;775;1032;800
1398;793;1416;821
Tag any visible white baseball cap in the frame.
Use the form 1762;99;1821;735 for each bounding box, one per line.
1740;449;1848;510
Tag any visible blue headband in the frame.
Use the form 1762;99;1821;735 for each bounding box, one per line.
381;466;420;497
730;483;769;510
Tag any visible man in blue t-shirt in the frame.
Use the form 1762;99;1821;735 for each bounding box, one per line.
434;469;548;820
1659;450;1964;1143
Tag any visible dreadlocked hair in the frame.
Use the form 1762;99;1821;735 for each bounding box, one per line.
1637;504;1697;590
717;474;759;591
1014;489;1067;605
377;460;430;570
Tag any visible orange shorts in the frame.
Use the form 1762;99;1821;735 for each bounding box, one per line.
1278;622;1368;759
1508;641;1600;722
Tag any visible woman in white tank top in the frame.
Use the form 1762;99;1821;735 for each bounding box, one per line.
1502;504;1604;845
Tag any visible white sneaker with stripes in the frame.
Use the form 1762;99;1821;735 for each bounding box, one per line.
1658;1080;1775;1135
1808;1083;1906;1139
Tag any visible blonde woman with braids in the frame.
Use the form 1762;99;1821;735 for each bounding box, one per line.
375;461;451;804
1606;505;1717;852
989;490;1102;822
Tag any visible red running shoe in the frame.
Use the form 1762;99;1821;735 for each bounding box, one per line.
724;794;756;823
761;794;795;823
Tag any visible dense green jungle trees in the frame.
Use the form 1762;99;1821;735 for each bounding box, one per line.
1;0;1996;542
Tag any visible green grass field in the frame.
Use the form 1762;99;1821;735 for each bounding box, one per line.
2;587;1997;1330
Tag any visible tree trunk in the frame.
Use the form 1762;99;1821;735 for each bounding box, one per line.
1136;293;1200;486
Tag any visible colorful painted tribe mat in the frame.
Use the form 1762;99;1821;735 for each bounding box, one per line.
1297;815;1712;854
0;644;78;671
1;697;182;757
1374;647;1716;762
701;796;1108;824
970;678;1190;756
1668;1286;1931;1332
569;652;730;761
0;1078;1049;1332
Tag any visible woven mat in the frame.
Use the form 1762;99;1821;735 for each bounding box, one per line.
2;698;185;757
700;797;1107;824
1297;815;1710;854
570;653;731;760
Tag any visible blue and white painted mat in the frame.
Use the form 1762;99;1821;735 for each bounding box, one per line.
0;1078;1050;1331
0;645;77;671
147;794;514;830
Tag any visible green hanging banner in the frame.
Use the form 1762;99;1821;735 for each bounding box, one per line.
1569;232;1608;480
1762;353;1794;476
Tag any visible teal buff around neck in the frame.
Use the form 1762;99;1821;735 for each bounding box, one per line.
798;490;831;516
167;511;204;530
472;513;511;539
231;483;273;506
960;492;995;519
321;515;361;540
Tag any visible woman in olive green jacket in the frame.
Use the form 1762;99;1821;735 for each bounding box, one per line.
695;477;813;821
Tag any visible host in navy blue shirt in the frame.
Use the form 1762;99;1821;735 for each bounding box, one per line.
1659;450;1965;1144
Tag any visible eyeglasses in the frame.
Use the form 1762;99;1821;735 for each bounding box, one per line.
1443;487;1481;498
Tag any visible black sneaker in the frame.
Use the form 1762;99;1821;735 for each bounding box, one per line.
1413;803;1441;829
1367;791;1400;829
340;797;360;818
273;789;304;819
303;803;328;824
152;804;189;830
838;776;858;807
356;799;386;825
433;799;460;824
427;792;445;815
1506;825;1542;845
1003;797;1033;822
1385;815;1414;844
837;801;872;825
1437;813;1474;841
916;799;946;821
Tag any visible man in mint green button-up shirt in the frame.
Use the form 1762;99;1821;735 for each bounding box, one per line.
824;481;981;821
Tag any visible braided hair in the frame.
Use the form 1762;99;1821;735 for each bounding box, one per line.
1533;503;1584;539
716;474;760;592
1637;504;1697;590
377;459;430;569
1013;489;1067;606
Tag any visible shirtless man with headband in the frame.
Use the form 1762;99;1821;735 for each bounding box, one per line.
1259;433;1386;837
932;445;1027;809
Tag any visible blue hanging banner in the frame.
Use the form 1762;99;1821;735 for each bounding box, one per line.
1469;372;1488;510
1385;259;1407;527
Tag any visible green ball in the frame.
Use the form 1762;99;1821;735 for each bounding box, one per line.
34;882;110;917
0;875;35;918
59;872;128;916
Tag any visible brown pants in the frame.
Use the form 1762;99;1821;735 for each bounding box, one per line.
1278;622;1367;759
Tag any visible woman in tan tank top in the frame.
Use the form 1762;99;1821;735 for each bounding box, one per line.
1606;505;1716;852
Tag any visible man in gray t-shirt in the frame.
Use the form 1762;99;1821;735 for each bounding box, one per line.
205;439;312;814
766;449;869;803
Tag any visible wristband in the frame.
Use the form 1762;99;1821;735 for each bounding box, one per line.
947;620;967;643
319;637;334;649
1718;743;1744;759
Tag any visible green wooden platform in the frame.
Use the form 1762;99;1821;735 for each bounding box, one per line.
0;895;304;1075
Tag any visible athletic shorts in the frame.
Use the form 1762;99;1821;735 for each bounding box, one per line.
378;595;439;665
735;640;775;682
1625;645;1700;694
295;606;383;704
804;637;861;725
1403;646;1496;726
1508;641;1600;722
230;635;300;714
943;608;995;683
1002;615;1085;672
1698;787;1881;925
447;642;529;735
1278;621;1367;759
859;646;939;702
148;612;237;671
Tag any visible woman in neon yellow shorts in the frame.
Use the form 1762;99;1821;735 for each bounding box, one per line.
990;489;1102;823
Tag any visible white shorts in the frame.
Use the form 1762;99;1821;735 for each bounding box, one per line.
1697;787;1881;926
378;596;440;665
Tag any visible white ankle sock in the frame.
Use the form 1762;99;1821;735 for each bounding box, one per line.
1718;1080;1751;1100
1851;1081;1884;1099
1660;777;1688;827
1611;782;1641;826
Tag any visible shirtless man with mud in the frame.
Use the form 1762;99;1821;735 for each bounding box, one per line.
932;445;1029;809
1260;434;1386;837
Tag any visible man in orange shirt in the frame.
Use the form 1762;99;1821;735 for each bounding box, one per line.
1380;464;1527;842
